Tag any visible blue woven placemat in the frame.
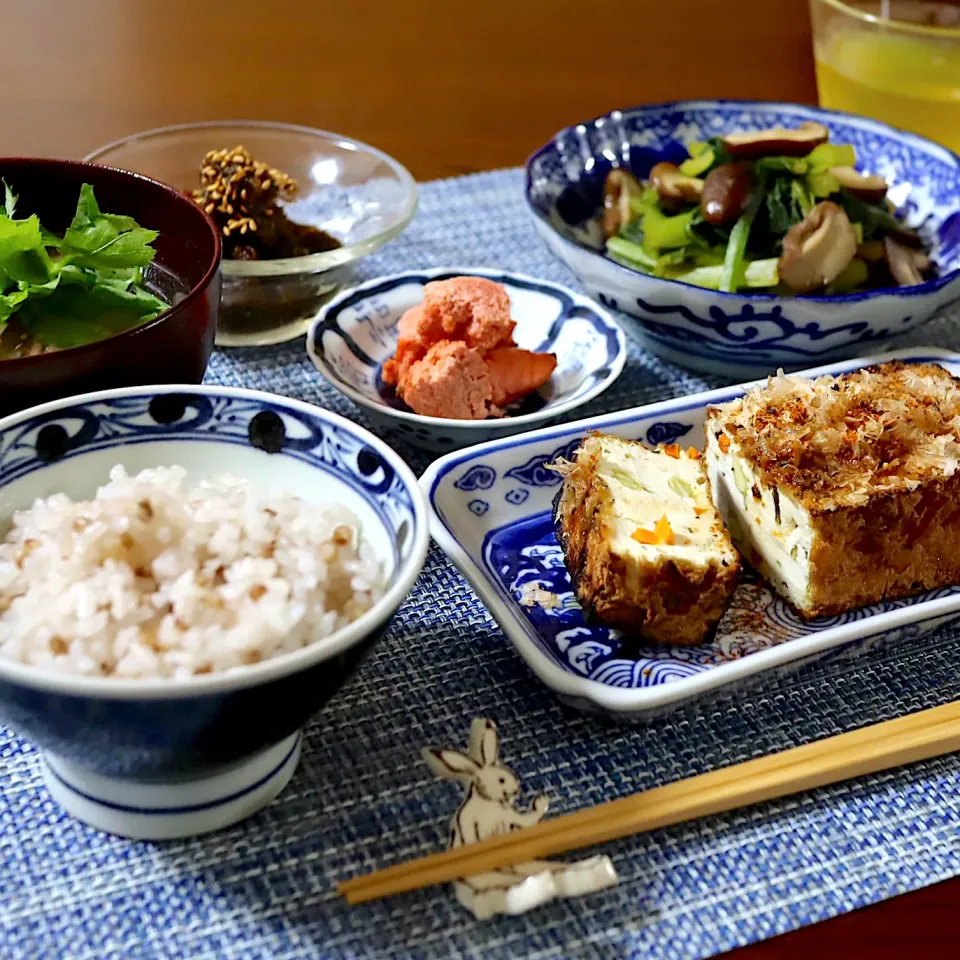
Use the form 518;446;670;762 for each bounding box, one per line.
5;169;960;960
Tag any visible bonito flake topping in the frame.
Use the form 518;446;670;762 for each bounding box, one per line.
711;362;960;511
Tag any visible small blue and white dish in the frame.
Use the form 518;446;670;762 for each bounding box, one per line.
421;346;960;718
307;268;626;452
0;385;429;838
526;100;960;377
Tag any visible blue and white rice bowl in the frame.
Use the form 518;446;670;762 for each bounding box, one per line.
526;100;960;377
0;385;428;839
307;268;627;452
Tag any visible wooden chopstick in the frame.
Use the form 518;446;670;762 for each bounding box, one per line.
339;700;960;905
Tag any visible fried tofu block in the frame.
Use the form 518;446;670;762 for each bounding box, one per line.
705;361;960;620
553;433;740;646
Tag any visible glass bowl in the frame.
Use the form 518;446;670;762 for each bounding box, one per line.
86;121;418;347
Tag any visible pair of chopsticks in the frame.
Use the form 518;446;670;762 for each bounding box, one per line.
339;700;960;905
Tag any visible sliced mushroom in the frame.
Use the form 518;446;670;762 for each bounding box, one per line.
602;169;642;238
720;121;829;159
700;163;753;225
830;166;888;203
649;162;704;204
884;235;925;286
778;201;858;293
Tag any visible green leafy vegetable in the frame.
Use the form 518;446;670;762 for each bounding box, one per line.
836;189;906;241
619;216;646;247
0;287;30;323
679;147;715;178
704;136;734;170
756;156;808;177
807;170;840;198
0;182;165;349
0;214;54;286
806;142;856;172
629;187;660;217
601;130;929;295
668;476;695;498
652;248;690;277
763;177;806;237
642;206;699;253
688;208;732;250
16;282;164;349
720;188;764;293
606;236;657;269
2;180;16;218
790;179;814;219
60;184;159;270
678;257;779;290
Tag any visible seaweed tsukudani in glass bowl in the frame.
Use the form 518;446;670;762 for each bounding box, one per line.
86;121;418;348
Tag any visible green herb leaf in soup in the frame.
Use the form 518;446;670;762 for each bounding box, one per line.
60;184;159;270
0;214;54;286
0;182;167;360
2;180;17;218
17;281;165;350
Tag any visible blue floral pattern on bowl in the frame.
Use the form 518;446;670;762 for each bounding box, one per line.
525;100;960;377
306;268;627;452
422;347;960;716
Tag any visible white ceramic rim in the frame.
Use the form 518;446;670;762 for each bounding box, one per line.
420;345;960;714
306;266;628;430
0;383;430;700
84;119;420;278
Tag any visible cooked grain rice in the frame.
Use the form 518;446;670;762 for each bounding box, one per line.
0;466;383;678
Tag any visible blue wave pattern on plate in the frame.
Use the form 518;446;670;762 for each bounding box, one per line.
485;513;960;690
452;464;496;491
644;421;692;445
525;101;960;370
0;391;419;564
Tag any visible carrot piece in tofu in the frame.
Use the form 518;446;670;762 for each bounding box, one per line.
687;446;701;459
633;515;675;546
718;433;731;453
655;515;675;545
663;444;680;458
485;347;558;407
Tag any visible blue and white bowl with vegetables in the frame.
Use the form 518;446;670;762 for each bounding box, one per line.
526;100;960;376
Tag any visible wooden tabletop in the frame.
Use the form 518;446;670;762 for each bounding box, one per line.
3;0;819;178
3;0;958;954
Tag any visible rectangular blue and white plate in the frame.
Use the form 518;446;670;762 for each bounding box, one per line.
421;347;960;717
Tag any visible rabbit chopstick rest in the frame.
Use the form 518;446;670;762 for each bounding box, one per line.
422;718;618;919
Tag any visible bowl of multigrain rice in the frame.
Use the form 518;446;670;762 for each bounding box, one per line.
0;384;428;839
